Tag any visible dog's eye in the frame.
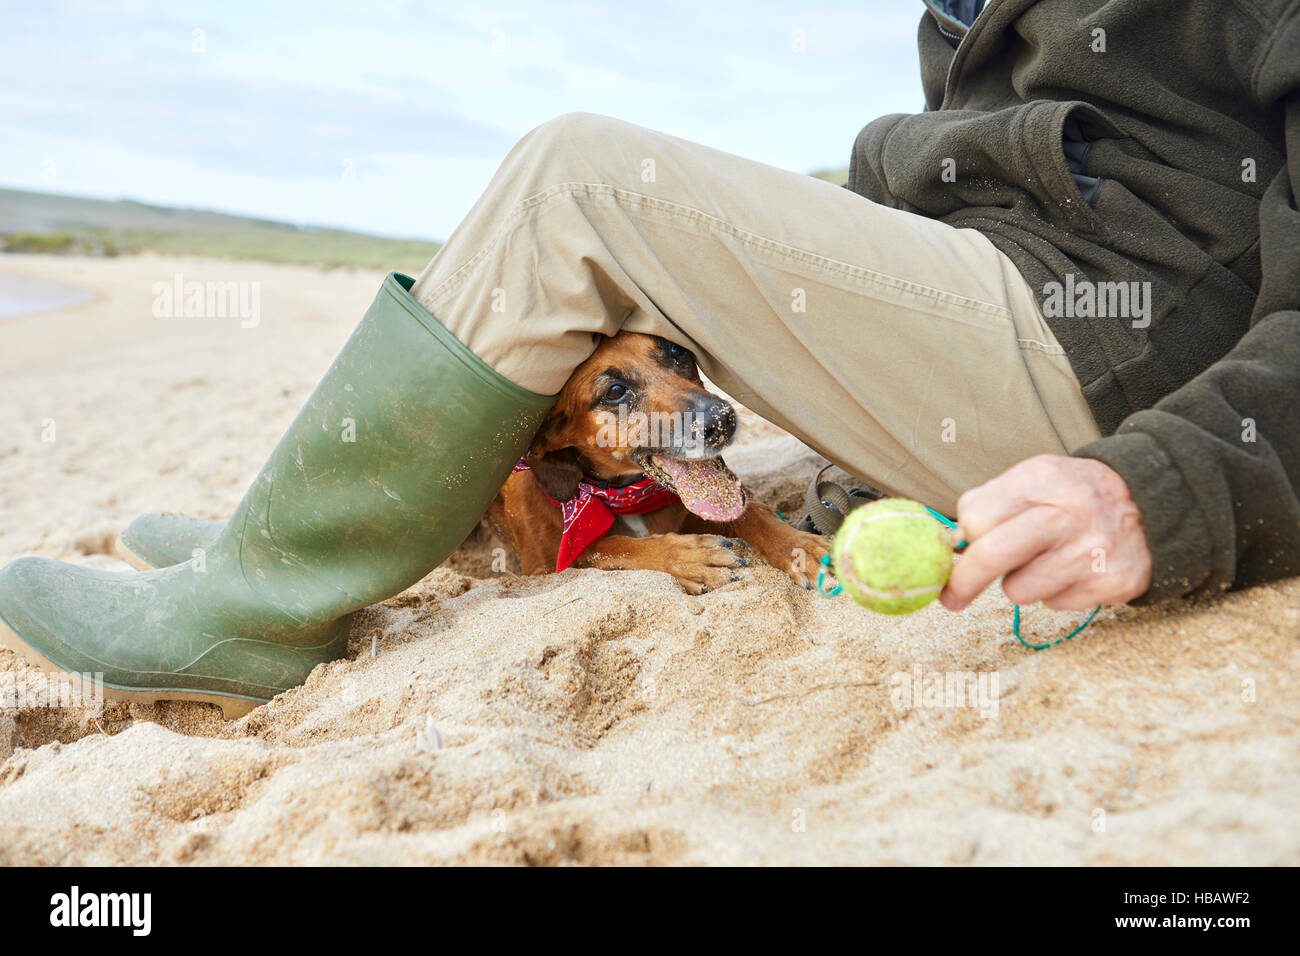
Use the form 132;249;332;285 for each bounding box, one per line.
669;344;688;360
602;382;630;403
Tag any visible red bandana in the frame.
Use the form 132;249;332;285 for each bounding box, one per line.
513;458;680;572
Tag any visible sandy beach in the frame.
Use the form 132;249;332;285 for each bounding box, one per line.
0;253;1296;866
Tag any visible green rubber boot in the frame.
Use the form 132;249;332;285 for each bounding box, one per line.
0;273;554;717
115;513;225;571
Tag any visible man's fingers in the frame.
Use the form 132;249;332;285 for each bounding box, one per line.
954;454;1065;540
955;454;1095;542
955;481;1031;542
941;508;1061;611
1000;547;1092;606
1040;582;1109;611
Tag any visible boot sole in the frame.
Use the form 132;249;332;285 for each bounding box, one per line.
0;615;263;720
113;533;156;572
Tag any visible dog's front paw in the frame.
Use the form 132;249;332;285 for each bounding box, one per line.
664;533;745;595
762;528;832;590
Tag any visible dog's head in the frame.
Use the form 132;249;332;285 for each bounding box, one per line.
525;333;747;520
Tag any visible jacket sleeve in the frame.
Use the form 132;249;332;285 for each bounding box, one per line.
844;113;910;208
1073;23;1300;603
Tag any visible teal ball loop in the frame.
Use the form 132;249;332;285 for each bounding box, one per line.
1013;603;1102;650
816;553;842;597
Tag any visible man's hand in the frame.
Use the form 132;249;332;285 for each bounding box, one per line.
940;454;1152;612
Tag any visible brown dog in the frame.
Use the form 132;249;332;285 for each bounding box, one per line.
484;333;830;593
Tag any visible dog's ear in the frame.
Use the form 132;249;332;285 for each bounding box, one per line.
528;447;583;502
526;413;583;502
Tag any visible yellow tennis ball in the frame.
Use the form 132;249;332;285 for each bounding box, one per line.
831;498;954;614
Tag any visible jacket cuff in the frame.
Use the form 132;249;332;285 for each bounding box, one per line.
1072;431;1214;604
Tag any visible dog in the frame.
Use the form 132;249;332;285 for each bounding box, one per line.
484;332;830;594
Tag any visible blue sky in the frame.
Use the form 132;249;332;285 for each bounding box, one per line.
1;0;926;240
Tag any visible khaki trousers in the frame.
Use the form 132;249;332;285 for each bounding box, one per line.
411;112;1101;516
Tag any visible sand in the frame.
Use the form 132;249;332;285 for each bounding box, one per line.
1;253;1297;866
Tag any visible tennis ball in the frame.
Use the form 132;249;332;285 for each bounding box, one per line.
831;498;954;614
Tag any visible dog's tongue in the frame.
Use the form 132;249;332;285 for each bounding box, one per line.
651;454;746;521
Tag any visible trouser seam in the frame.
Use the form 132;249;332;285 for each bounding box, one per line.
1016;338;1066;354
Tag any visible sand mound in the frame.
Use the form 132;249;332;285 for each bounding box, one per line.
1;256;1297;865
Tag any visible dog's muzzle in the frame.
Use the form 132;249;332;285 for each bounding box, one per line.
631;395;746;522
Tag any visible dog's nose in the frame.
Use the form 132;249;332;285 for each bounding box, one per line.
695;399;737;448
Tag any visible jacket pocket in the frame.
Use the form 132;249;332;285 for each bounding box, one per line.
1023;100;1122;236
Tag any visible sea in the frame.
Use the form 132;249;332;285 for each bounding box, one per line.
0;267;95;318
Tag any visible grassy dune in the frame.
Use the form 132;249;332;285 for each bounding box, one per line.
0;188;441;272
810;166;850;185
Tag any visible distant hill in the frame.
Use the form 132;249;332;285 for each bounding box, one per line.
1;168;848;270
0;187;442;271
809;167;849;186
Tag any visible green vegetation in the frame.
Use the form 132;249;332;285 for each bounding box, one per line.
809;167;850;186
0;188;440;272
70;226;440;272
0;231;115;255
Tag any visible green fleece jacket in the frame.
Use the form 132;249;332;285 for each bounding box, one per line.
846;0;1300;603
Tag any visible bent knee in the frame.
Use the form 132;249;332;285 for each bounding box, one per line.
527;110;628;146
510;111;646;188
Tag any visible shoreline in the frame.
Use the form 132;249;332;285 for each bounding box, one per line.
0;263;97;318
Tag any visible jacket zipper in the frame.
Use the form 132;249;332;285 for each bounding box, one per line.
932;0;1003;108
935;20;965;42
923;0;975;43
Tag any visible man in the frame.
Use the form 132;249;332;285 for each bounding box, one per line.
1;0;1296;716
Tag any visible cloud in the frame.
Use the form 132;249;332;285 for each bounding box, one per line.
0;0;923;237
506;65;567;92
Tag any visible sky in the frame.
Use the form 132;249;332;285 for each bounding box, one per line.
0;0;926;241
